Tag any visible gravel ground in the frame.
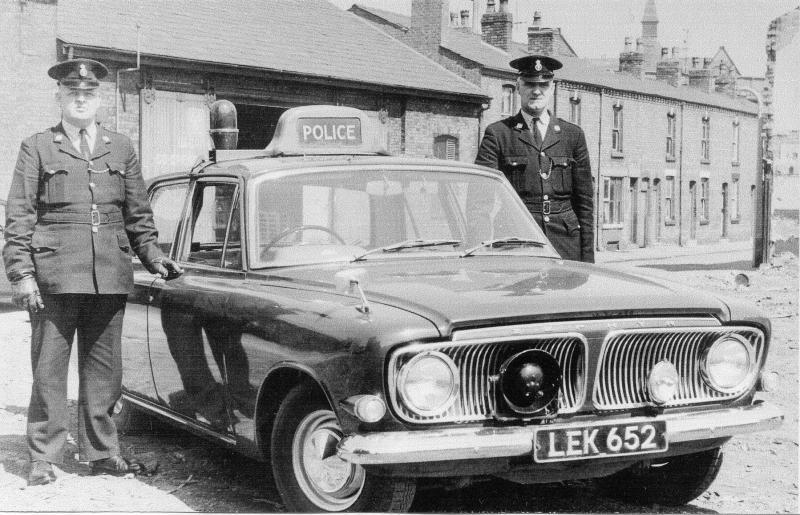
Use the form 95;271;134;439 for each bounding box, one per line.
0;251;797;513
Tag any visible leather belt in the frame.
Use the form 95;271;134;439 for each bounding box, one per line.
39;210;124;225
524;198;572;215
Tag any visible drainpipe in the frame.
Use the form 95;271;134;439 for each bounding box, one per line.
678;101;685;246
595;88;603;252
115;23;141;132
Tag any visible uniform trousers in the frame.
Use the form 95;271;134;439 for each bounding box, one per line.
27;293;127;464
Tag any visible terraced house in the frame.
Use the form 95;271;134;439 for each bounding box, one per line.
352;0;762;251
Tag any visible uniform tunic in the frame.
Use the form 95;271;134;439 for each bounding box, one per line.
475;111;595;263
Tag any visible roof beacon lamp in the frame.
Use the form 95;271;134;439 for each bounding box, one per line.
210;100;239;150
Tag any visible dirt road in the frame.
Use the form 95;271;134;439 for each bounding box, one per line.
0;253;797;513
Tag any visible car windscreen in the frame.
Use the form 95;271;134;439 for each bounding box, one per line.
249;167;555;268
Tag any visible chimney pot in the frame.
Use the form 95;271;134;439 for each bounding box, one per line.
499;0;508;12
636;38;642;51
703;57;712;68
487;0;496;12
692;57;699;67
661;47;668;58
671;46;678;58
533;10;541;26
460;9;469;26
624;37;631;51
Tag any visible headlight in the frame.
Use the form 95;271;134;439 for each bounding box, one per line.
397;351;459;416
702;334;756;393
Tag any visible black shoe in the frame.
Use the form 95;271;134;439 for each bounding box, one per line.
27;460;56;486
90;455;142;476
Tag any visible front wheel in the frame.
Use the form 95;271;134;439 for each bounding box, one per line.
271;384;416;512
597;447;724;506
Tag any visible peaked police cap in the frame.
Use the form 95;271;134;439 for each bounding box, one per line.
48;58;109;90
510;55;563;81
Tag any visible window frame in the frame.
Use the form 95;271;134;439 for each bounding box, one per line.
730;177;741;223
500;84;516;116
147;178;192;260
602;176;624;226
177;177;244;270
433;134;459;161
701;116;711;163
666;112;677;161
731;119;740;166
611;102;624;157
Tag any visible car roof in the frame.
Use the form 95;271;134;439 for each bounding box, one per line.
149;154;504;184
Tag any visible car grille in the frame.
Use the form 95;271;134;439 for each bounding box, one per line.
387;334;586;424
593;326;766;410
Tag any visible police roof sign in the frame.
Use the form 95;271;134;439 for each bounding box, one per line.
298;117;361;146
265;105;388;156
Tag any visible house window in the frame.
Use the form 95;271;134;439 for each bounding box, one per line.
732;119;740;165
701;116;710;162
731;178;740;220
602;176;624;224
666;112;676;161
612;103;623;155
569;92;581;125
433;135;459;160
501;84;515;116
665;176;675;222
700;177;710;222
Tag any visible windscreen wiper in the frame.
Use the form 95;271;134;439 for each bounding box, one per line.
353;239;462;262
460;237;546;258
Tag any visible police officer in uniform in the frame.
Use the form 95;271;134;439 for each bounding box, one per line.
2;59;182;485
476;55;594;263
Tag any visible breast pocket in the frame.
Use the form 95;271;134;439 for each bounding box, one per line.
97;160;127;200
502;155;530;194
41;161;71;204
549;156;573;194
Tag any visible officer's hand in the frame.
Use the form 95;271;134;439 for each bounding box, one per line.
146;257;183;279
11;276;45;314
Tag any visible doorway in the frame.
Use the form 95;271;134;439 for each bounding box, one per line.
629;178;638;245
689;180;697;240
232;103;287;149
721;182;729;238
653;179;662;241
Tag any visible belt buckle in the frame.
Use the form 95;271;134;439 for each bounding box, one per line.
542;200;551;215
90;209;100;226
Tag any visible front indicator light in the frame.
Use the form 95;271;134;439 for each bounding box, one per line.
702;334;755;394
647;360;680;404
398;351;459;416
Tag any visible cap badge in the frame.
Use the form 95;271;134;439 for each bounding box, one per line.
515;123;523;130
79;64;88;77
534;59;543;72
102;135;111;143
554;125;561;133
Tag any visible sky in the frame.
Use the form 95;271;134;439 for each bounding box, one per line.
329;0;799;130
328;0;796;76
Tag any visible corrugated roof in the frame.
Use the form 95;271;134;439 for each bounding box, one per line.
57;0;486;100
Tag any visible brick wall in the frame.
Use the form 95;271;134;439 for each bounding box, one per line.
0;0;58;198
404;98;479;162
553;81;759;250
403;0;447;60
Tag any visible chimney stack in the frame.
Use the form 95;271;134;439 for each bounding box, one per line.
482;0;512;51
619;50;645;79
656;48;681;87
407;0;449;60
527;11;556;56
687;67;715;93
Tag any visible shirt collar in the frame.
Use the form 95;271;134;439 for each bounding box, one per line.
61;119;97;153
520;109;550;130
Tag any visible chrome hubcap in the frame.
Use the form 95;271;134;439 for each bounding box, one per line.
292;409;365;511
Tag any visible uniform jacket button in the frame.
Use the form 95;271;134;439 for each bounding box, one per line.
544;215;550;223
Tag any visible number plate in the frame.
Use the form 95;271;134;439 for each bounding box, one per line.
533;421;668;463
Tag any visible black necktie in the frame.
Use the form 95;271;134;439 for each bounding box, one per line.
532;118;542;147
79;128;91;160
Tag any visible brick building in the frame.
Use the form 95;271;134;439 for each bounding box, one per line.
0;0;487;191
352;0;761;250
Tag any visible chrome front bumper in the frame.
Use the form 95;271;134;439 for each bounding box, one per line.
337;401;783;465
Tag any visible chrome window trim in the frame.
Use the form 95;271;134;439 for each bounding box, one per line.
592;325;765;410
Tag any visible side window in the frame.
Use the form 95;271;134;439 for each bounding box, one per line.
181;182;240;268
149;181;189;255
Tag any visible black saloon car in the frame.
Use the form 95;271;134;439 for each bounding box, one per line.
115;105;783;512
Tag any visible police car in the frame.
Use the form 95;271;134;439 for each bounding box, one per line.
116;103;783;512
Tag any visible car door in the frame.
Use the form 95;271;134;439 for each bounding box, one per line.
122;179;189;402
146;177;245;436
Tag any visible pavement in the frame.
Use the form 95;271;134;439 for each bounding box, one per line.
595;238;756;266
